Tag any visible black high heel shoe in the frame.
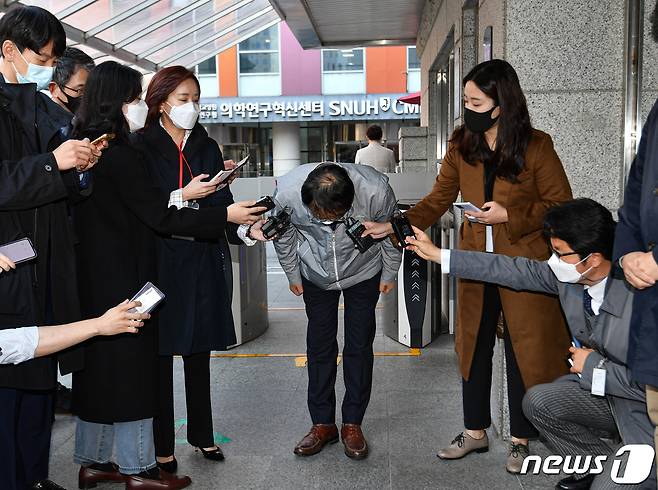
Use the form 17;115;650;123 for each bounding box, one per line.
196;446;225;461
156;456;178;474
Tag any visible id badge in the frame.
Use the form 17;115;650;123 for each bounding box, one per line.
591;367;606;396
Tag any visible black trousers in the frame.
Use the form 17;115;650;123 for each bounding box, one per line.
154;352;214;457
302;273;381;425
0;388;53;490
462;284;538;439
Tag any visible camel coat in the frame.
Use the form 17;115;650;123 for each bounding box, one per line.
406;129;572;388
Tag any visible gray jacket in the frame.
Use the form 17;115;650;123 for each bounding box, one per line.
449;250;654;449
272;163;401;290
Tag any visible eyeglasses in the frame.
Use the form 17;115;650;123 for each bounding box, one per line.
61;84;84;96
549;247;581;259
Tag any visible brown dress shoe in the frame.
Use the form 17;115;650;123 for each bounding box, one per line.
124;469;191;490
79;462;128;488
293;424;339;456
341;424;368;460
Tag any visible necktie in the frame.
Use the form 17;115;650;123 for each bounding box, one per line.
583;289;595;317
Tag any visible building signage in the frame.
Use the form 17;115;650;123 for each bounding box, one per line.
198;93;420;124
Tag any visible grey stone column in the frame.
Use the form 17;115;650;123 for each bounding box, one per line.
507;0;626;210
399;126;430;172
642;1;658;121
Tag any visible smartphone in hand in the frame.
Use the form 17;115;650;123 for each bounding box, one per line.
209;155;250;186
127;282;165;314
0;238;37;264
91;133;115;146
453;202;482;223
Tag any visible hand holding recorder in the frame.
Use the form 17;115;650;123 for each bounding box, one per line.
227;201;268;225
404;226;442;263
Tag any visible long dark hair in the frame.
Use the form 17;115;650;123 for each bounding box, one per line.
451;59;532;181
144;66;200;127
72;61;142;141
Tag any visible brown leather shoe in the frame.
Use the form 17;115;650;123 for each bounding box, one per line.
124;469;191;490
293;424;339;456
78;463;127;489
341;424;368;460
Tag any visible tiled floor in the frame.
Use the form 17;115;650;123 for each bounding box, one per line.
50;247;558;489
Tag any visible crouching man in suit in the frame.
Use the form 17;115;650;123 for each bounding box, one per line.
405;198;655;490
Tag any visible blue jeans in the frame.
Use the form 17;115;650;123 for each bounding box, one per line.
74;417;156;475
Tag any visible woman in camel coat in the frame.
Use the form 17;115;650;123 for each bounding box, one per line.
364;59;572;473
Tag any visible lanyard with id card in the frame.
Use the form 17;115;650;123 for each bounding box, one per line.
591;358;607;397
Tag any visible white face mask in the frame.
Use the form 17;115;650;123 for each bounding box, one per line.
547;253;593;284
319;213;347;226
165;101;200;130
12;47;53;91
124;100;148;133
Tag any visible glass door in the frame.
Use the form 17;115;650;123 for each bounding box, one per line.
334;141;364;163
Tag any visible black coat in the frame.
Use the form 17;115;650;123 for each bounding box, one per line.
614;98;658;387
72;141;229;423
136;123;237;355
0;81;83;390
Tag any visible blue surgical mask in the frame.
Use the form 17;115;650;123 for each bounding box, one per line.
12;47;54;91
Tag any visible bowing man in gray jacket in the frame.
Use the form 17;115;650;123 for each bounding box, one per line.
405;198;655;490
273;163;401;461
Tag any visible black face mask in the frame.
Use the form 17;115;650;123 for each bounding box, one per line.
59;89;81;114
464;106;499;133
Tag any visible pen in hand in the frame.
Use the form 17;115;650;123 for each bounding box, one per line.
567;358;582;378
570;337;583;377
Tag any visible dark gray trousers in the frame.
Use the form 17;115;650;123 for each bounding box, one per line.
523;376;653;489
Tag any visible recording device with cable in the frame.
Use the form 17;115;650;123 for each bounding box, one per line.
391;211;415;248
262;207;291;239
249;196;276;215
344;217;374;253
